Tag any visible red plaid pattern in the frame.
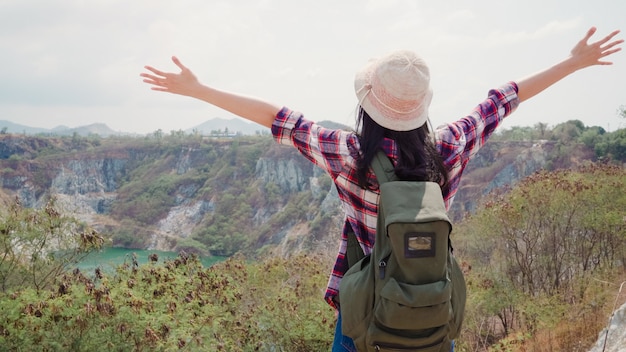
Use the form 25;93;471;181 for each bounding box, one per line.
272;82;519;308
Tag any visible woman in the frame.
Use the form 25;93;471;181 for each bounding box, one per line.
141;27;622;351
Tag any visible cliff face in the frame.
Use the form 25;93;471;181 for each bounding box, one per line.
0;135;336;254
0;153;127;222
589;301;626;352
0;135;573;255
256;157;315;193
450;140;554;218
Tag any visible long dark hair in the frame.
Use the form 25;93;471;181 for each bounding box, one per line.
355;107;448;191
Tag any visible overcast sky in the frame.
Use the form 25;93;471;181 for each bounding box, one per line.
1;0;624;134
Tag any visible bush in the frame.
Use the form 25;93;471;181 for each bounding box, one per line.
0;252;335;351
0;197;104;293
453;163;626;351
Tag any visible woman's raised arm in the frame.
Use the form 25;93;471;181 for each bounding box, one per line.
140;56;281;128
516;27;622;103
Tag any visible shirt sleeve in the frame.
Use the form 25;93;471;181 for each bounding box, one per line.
271;107;359;179
436;82;519;208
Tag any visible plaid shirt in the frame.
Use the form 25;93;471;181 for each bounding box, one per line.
271;82;519;309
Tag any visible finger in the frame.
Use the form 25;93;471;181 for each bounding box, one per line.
583;27;597;43
597;47;621;65
143;80;167;88
141;77;159;84
143;65;168;77
600;47;622;58
601;39;624;52
596;29;622;46
139;72;161;81
171;56;187;71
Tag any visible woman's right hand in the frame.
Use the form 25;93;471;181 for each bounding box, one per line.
141;56;203;98
140;56;281;128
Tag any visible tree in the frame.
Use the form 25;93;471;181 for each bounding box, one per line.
579;126;605;149
0;197;105;293
551;120;585;143
490;166;625;297
456;164;626;345
595;128;626;161
533;122;549;139
152;129;163;140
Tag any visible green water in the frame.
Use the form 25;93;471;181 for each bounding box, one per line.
74;247;226;273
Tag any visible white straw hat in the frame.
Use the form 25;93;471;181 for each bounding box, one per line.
354;50;433;131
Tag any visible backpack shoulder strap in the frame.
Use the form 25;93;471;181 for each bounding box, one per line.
371;150;397;184
345;150;396;269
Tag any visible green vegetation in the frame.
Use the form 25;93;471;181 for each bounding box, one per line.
0;252;335;351
1;116;626;351
454;163;626;351
0;188;334;351
2;120;625;257
0;197;104;294
0;163;625;351
491;119;626;166
0;131;336;256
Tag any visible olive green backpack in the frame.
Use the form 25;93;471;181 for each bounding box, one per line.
339;151;466;352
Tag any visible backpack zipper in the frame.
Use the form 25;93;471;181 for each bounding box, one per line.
373;337;445;351
379;254;390;279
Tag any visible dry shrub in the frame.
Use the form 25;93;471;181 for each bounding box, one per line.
517;273;626;352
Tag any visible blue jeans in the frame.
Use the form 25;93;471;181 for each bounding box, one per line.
332;312;357;352
332;312;455;351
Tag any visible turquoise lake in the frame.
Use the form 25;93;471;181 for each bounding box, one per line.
74;247;225;273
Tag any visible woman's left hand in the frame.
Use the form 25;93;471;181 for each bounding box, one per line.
569;27;623;70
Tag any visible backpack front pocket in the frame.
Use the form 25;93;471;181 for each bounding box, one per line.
375;277;452;331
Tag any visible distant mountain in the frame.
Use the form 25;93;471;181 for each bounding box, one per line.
0;117;352;138
318;120;352;131
187;118;269;136
0;120;50;135
56;123;122;137
0;120;124;137
187;118;352;136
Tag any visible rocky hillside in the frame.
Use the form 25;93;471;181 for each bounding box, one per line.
589;301;626;352
0;131;600;257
